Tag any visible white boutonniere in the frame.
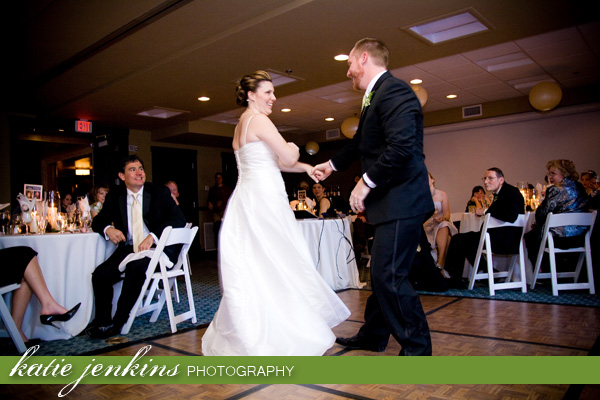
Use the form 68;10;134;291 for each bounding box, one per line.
362;91;374;110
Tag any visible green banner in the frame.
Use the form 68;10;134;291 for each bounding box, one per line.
1;345;598;394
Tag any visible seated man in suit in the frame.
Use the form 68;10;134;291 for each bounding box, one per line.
444;167;525;288
87;155;186;339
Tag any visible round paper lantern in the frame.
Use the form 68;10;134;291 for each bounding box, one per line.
529;82;562;111
341;117;359;138
305;141;319;155
411;85;428;107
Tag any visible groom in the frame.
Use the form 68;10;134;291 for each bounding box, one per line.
313;38;434;356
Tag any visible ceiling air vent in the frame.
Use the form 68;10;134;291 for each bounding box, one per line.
326;128;340;140
462;104;482;119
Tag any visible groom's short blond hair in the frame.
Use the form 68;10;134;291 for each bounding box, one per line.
353;38;389;68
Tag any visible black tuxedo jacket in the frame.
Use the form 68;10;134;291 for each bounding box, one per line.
92;182;186;259
485;182;525;254
331;71;433;225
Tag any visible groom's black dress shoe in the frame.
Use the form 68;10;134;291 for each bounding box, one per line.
335;335;386;352
86;324;122;340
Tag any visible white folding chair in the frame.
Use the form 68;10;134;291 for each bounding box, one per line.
530;211;596;296
0;283;27;354
120;225;198;334
467;212;529;296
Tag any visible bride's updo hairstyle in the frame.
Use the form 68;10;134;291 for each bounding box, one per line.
236;70;272;107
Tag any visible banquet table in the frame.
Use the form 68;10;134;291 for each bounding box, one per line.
0;232;115;341
297;216;363;291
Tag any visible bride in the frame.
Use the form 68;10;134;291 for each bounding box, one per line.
201;71;350;356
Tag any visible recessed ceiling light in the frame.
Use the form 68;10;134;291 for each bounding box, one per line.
198;96;210;101
334;54;349;61
325;117;335;122
446;94;458;99
406;10;490;44
410;79;423;84
281;108;291;113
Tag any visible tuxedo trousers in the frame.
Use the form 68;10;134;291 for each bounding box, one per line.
358;214;432;356
92;244;150;327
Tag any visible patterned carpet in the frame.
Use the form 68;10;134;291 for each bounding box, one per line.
1;253;598;355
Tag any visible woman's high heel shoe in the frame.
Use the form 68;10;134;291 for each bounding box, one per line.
40;303;81;329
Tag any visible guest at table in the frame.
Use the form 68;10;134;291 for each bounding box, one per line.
165;180;180;206
87;155;186;339
423;173;457;273
465;185;487;212
312;182;331;217
89;184;110;219
524;159;589;266
0;246;80;345
61;192;73;213
207;172;233;248
444;167;525;288
580;170;597;196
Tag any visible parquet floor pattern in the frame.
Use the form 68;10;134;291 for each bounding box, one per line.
2;265;599;399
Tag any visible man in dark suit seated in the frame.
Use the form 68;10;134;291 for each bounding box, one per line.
444;167;525;288
87;155;186;339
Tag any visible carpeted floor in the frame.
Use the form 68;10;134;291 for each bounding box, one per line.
1;252;598;356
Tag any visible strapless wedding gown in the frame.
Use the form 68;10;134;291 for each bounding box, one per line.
202;135;350;356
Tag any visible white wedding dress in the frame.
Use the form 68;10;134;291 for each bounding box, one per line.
202;118;350;356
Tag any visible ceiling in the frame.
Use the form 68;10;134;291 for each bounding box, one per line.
3;0;599;144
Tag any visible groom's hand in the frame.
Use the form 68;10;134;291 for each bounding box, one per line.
350;179;371;213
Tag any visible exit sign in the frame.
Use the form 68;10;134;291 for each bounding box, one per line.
75;120;92;133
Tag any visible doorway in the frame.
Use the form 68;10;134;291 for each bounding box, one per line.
151;147;199;229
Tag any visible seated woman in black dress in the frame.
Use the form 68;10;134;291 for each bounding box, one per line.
465;185;487;212
312;182;331;218
524;159;589;265
1;246;80;345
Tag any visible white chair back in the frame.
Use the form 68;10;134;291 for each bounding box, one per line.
0;283;27;353
530;211;596;296
119;225;199;334
467;212;530;296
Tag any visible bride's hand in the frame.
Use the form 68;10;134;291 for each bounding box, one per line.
287;142;299;151
305;165;321;182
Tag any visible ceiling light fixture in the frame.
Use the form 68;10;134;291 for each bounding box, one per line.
446;94;458;99
198;96;210;101
137;107;189;119
334;54;349;61
325;117;334;122
410;79;423;84
281;108;291;113
406;10;490;44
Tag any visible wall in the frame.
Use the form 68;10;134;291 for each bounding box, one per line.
423;103;600;213
129;129;230;249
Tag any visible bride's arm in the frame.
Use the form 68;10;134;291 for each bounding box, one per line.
251;114;299;166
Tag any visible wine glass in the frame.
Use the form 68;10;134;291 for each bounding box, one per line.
21;212;32;234
0;210;10;235
57;213;68;233
36;214;48;234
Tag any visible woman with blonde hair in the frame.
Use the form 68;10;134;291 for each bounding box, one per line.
525;159;588;265
423;173;457;274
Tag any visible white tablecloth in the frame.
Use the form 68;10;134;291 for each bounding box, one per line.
459;212;485;233
0;232;115;340
297;217;363;290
